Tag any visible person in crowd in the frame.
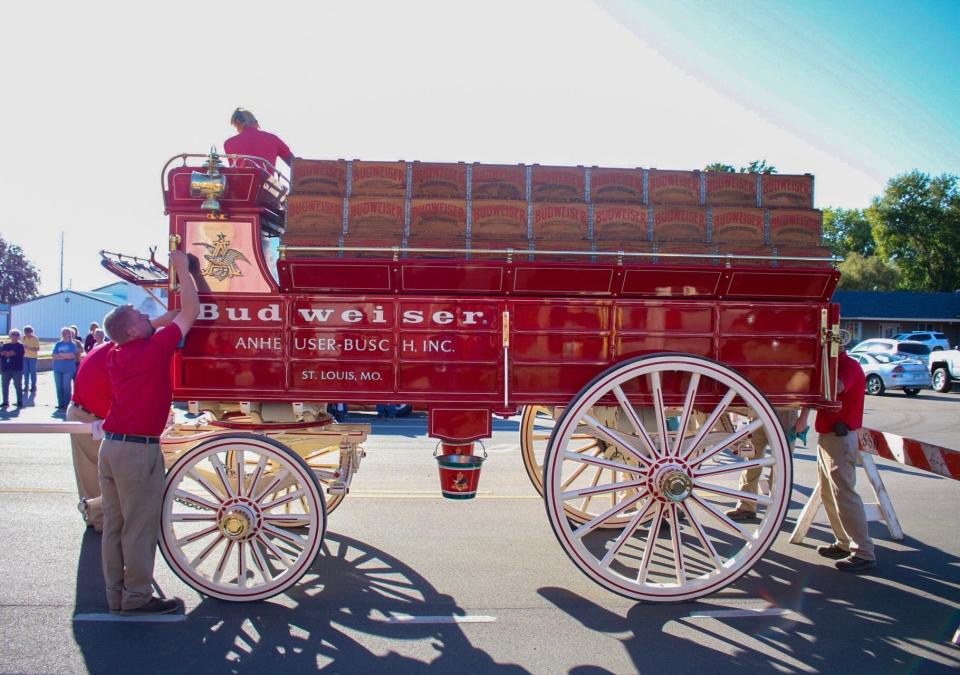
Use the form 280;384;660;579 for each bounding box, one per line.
93;328;107;346
224;107;293;172
803;347;875;573
1;329;26;408
98;251;199;616
84;322;99;353
21;325;40;394
69;312;178;533
51;327;80;410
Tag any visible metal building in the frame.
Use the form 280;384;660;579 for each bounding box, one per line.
10;291;120;339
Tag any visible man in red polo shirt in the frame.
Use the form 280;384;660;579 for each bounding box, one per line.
69;312;177;532
98;251;199;615
223;107;293;172
801;348;875;573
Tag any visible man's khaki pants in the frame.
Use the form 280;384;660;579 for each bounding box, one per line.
99;438;165;611
817;431;876;561
66;403;103;530
736;409;799;512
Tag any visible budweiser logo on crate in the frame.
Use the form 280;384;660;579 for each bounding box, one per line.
590;168;645;204
648;169;700;205
769;209;822;246
409;199;468;239
471;200;529;239
593;204;649;240
348;198;405;236
472;164;526;200
532;203;588;239
711;208;765;244
761;174;814;208
285;195;344;235
351;161;407;197
531;165;585;202
291;159;346;195
705;172;756;207
652;207;708;242
412;162;467;199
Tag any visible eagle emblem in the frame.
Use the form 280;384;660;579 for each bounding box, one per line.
194;233;251;281
452;472;469;492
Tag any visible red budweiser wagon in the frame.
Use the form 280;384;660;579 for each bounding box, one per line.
107;151;839;603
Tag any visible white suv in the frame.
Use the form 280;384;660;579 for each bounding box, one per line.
850;339;933;361
891;331;950;351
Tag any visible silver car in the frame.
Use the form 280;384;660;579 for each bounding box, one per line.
851;352;931;396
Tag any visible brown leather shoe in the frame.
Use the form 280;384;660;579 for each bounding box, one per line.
119;596;182;616
817;543;850;560
724;507;758;521
835;555;877;574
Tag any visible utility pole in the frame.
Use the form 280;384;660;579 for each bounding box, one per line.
59;232;64;292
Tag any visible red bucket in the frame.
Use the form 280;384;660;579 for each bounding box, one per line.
435;443;487;500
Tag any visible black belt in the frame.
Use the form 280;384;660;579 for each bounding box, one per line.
70;402;102;419
104;432;161;444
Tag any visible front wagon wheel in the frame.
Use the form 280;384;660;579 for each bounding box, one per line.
543;354;791;603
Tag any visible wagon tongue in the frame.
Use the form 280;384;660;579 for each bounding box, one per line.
99;249;169;287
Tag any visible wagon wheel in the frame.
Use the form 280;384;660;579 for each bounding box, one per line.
160;433;327;602
544;354;791;603
282;434;347;515
521;405;641;527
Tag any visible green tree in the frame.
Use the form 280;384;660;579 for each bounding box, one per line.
822;207;875;256
836;252;899;290
867;171;960;292
703;160;777;174
0;236;40;305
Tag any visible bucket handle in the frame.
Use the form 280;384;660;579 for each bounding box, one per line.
433;440;488;460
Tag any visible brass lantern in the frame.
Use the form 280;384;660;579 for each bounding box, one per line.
190;148;228;211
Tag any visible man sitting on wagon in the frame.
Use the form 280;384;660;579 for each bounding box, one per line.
224;107;293;173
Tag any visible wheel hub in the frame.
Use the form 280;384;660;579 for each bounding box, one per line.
218;502;259;541
648;459;693;503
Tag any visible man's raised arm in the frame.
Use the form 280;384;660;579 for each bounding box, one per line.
169;251;200;336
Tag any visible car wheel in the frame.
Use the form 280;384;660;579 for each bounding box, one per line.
931;367;951;393
865;375;885;396
903;388;921;397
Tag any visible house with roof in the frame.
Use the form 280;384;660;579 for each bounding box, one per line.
9;283;167;339
833;290;960;348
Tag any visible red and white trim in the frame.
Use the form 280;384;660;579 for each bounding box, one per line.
857;428;960;481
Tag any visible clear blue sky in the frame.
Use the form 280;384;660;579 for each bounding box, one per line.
605;0;960;181
1;0;958;294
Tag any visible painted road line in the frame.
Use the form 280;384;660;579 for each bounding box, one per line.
689;608;797;619
372;612;497;624
74;613;187;623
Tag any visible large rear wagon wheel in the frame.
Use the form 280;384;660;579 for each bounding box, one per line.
159;433;326;602
544;354;791;603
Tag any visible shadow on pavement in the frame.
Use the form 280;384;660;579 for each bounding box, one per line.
72;531;526;674
539;530;960;673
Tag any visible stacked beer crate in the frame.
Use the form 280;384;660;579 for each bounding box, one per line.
284;159;829;265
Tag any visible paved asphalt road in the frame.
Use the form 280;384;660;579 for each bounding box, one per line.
0;373;958;674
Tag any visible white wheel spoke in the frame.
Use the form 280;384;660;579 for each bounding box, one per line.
649;371;670;458
680;389;737;461
668;504;686;584
173;488;219;512
170;512;218;522
578;418;654;468
693;480;772;507
689;493;751;540
187;470;226;504
573;490;649;539
680;501;723;569
237;542;248;589
562;450;645;475
213;540;235;584
689;418;764;469
562;477;647;502
257;532;294;569
636;502;666;584
254;468;290;503
249;539;272;580
262;488;307;511
580;466;604;513
599;497;656;568
672;373;701;456
210;454;237;499
248;454;269;495
190;532;225;568
611;385;659;458
263;523;308;549
175;524;220;547
695;456;775;478
235;449;245;498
